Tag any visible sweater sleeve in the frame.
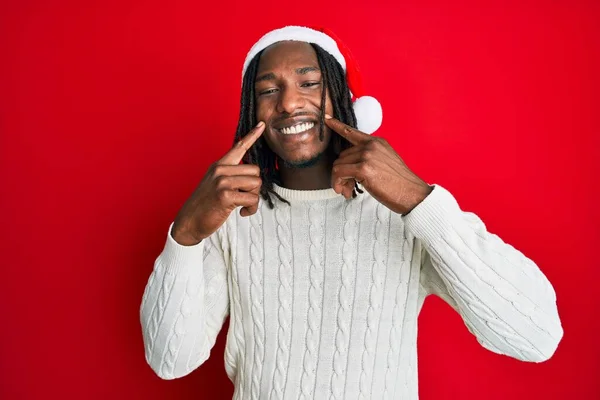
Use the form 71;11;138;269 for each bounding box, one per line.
405;185;563;362
140;222;230;379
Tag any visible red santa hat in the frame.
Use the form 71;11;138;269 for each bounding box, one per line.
242;26;383;134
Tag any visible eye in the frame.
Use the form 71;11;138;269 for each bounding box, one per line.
301;82;320;88
258;88;278;96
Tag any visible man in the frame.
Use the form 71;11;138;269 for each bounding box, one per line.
140;26;563;399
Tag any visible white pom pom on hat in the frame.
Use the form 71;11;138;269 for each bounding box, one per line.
352;95;382;134
242;26;383;134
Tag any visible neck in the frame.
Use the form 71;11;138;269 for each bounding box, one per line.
277;150;335;190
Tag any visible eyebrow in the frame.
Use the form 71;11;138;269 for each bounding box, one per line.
255;72;276;83
296;66;320;75
255;66;321;83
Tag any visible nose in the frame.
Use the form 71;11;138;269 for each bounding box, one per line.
276;85;306;115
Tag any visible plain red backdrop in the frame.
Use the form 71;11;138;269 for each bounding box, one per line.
1;0;598;399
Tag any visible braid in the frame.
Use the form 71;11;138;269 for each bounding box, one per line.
233;44;362;209
312;44;364;199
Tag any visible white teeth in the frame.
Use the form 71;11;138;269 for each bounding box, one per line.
281;122;314;135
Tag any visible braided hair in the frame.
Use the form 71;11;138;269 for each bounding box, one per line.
233;43;363;209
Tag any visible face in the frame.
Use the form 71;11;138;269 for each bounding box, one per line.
254;41;334;167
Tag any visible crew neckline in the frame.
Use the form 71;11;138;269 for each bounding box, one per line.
272;183;341;201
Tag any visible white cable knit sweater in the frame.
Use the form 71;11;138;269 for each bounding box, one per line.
140;183;563;400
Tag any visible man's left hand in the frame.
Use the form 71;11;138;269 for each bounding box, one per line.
326;115;433;215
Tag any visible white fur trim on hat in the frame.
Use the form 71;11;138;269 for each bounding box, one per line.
242;26;346;78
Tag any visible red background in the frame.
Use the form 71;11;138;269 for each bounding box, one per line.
1;0;598;399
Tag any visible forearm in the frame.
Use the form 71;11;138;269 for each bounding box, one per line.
406;185;563;362
140;225;229;379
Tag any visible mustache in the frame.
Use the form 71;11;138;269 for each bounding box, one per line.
270;111;322;125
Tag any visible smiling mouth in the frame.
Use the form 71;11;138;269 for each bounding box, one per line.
278;122;315;135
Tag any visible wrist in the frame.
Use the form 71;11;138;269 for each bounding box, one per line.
171;221;203;246
403;184;434;216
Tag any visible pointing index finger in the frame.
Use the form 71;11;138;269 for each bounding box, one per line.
324;114;370;145
220;121;265;165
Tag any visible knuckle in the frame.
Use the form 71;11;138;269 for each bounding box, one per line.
245;194;257;206
215;175;229;189
217;189;231;203
375;138;388;148
358;161;371;175
213;165;225;176
208;163;218;176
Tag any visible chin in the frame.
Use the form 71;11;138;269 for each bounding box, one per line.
280;151;324;169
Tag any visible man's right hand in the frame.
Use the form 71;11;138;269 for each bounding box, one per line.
171;121;266;246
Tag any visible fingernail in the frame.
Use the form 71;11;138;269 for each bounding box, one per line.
325;114;332;119
257;121;264;128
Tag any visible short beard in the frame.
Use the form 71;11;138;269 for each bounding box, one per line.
280;150;325;169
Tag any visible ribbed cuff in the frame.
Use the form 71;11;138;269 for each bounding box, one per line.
403;184;463;245
158;222;205;275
